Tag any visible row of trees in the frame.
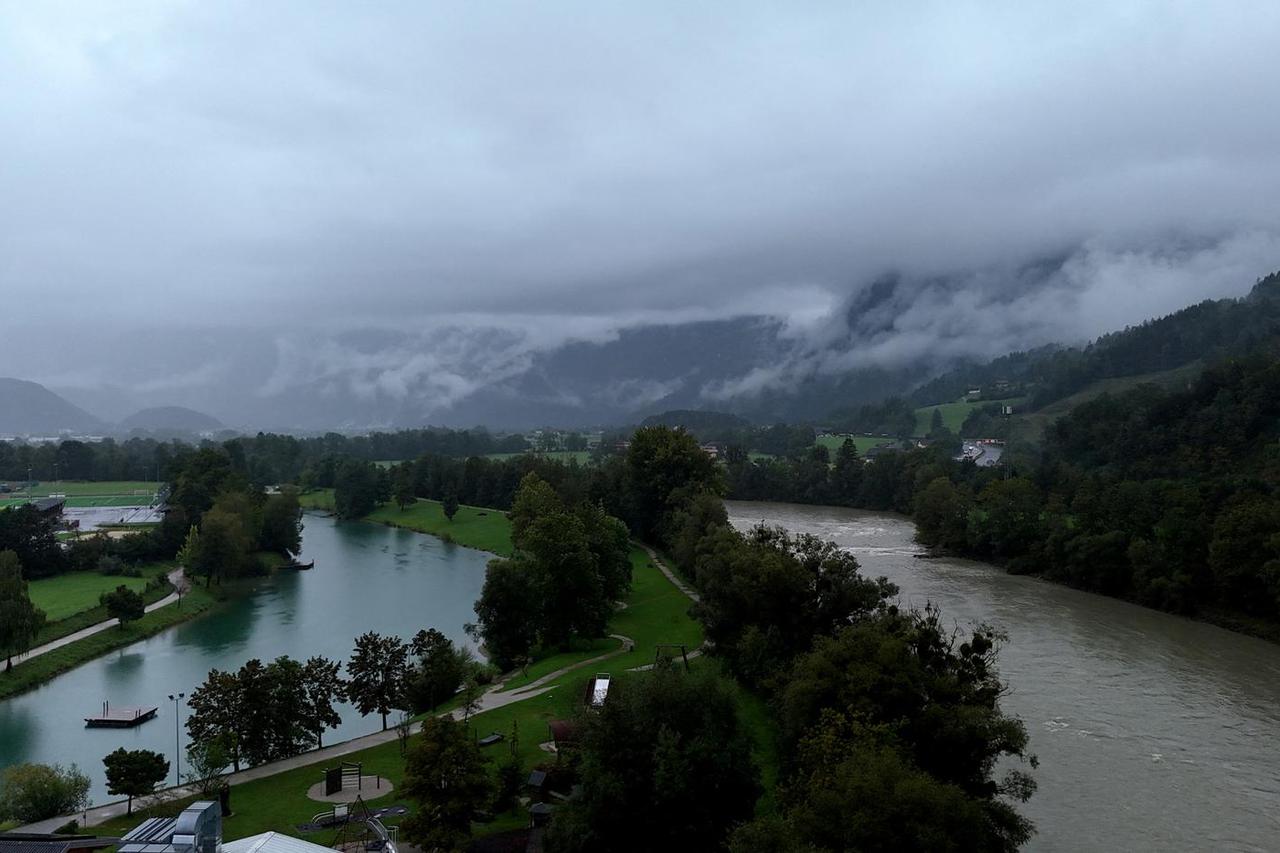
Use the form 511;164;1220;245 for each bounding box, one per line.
0;427;532;486
184;628;474;771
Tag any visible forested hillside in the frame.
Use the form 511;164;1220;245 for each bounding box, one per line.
911;271;1280;412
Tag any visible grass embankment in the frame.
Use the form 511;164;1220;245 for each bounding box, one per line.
301;489;515;556
0;584;218;702
367;500;514;556
298;489;336;511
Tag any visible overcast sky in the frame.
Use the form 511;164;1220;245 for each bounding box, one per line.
3;1;1280;412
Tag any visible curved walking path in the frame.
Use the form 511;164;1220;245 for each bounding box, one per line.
9;569;187;668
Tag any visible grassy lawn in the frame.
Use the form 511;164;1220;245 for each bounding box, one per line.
0;584;218;701
483;451;594;465
366;500;514;557
815;434;893;454
28;564;169;622
913;397;1030;436
299;490;512;555
298;489;336;511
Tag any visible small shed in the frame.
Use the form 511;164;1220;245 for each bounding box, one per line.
547;720;579;752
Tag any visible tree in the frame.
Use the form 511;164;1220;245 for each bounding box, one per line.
191;507;251;586
334;460;381;520
185;734;235;796
471;558;540;669
0;763;91;823
235;658;308;766
101;585;146;627
300;656;345;748
442;492;459;522
392;468;415;511
507;473;562;546
404;629;468;713
0;550;45;671
524;511;610;647
546;665;760;853
625;426;721;541
731;711;1031;853
576;500;632;604
400;716;493;852
775;607;1035;832
692;525;894;687
102;748;169;815
260;490;302;555
0;505;66;579
914;476;973;552
186;669;245;772
929;407;945;436
345;631;410;730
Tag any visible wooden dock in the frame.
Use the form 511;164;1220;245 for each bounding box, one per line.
85;704;158;728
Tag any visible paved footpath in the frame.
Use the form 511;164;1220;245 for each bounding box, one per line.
10;569;187;668
639;544;700;603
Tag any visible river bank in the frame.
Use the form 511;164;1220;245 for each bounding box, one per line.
726;500;1280;852
299;490;514;556
0;577;222;703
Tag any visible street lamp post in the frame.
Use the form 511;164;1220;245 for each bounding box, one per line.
168;693;185;787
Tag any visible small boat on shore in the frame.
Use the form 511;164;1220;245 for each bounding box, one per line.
283;559;315;570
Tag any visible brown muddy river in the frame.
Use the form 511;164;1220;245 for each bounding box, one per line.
726;501;1280;852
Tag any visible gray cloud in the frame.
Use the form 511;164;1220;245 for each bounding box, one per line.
2;2;1279;423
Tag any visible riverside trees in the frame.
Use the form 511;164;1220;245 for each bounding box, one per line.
630;427;1037;851
186;654;346;769
103;748;169;815
472;474;631;669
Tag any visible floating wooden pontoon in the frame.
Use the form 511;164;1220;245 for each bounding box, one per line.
85;702;158;728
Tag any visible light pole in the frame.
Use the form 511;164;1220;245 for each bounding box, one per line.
168;693;185;787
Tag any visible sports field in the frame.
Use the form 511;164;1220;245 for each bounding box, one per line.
0;480;161;508
815;434;893;454
484;450;594;464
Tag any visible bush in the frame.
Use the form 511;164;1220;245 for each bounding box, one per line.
97;555;125;576
0;763;91;823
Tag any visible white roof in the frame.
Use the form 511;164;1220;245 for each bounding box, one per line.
221;833;334;853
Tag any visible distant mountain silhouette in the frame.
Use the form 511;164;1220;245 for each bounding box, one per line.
119;406;225;433
0;378;105;435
